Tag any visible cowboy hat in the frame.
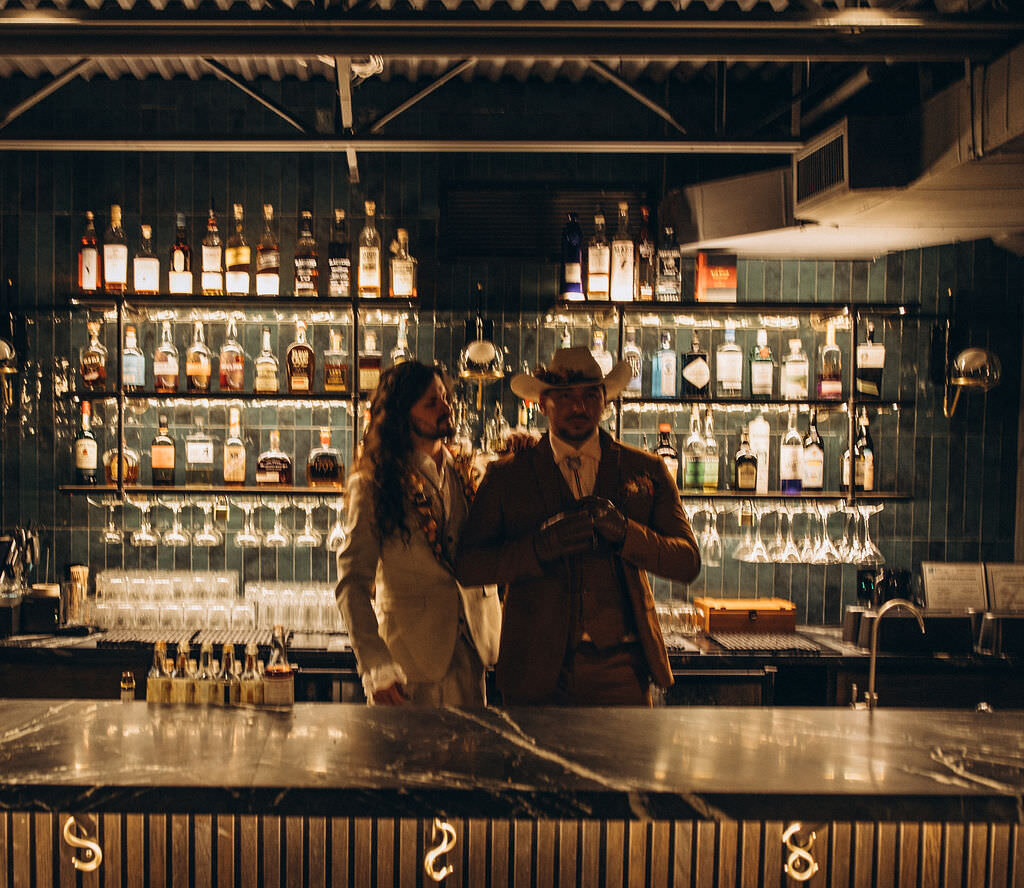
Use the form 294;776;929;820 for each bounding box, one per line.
510;346;633;403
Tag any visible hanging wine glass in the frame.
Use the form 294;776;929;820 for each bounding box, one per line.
698;503;722;568
326;497;348;551
235;499;261;548
778;504;802;564
90;496;123;545
811;504;843;565
295;500;322;548
730;501;754;562
160;498;190;547
127;496;158;547
264;500;291;548
192;501;222;548
766;506;788;562
743;504;771;564
796;505;817;563
858;503;885;566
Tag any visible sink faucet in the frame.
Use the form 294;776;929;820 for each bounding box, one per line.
858;598;925;710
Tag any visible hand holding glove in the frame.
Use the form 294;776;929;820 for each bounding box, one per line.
533;510;596;563
578;496;627;547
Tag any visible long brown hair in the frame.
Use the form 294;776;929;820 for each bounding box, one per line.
358;361;444;546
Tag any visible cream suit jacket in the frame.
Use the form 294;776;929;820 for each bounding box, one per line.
336;453;501;688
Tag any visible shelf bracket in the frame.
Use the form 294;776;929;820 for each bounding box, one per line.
200;59;308;135
334;56;359;183
0;59;92;133
368;59;477;135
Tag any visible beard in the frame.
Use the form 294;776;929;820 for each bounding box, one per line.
411;415;453;441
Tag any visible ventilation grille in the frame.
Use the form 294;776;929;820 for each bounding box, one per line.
795;133;846;203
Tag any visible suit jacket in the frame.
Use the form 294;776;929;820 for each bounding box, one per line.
455;429;701;702
336;449;502;688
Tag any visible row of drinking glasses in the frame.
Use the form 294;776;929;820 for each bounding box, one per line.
90;598;257;631
244;582;343;633
88;496;348;550
97;569;238;602
684;502;885;567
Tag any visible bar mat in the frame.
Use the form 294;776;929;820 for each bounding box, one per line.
192;629;275;648
709;632;822;654
96;630;195;648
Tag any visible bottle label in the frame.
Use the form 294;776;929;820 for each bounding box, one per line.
201;245;221;272
819;378;843;399
151;443;175;470
391;259;414;298
186;354;210;376
563;262;582;285
257;249;280;273
225;246;250;269
609;243;634;302
103;244;128;284
802;447;824;488
857;453;875;490
201;271;222;293
219;354;245;390
682;356;710;391
654;353;676;398
751;360;773;395
81;354;105;383
122;355;145;386
133;257;160;293
75;439;97;470
256;272;280;297
701;456;718;489
325;361;349;392
782;361;809;398
172;248;186;273
328;257;351;298
661;456;679;483
225;271;250;295
625;350;642;393
358;247;380;291
294;258;318;296
780;444;802;482
359;366;381;392
224;447;246;483
255;365;278;393
587;245;610;274
186;440;214;465
79;248;99;291
168;270;192;295
289;374;309;392
857;342;885;369
684;456;703;489
736;462;757;490
154;357;178;381
717;352;743;391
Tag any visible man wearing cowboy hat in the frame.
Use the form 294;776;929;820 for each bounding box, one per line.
455;346;701;706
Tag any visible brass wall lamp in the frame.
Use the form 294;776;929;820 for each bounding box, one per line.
942;317;1001;419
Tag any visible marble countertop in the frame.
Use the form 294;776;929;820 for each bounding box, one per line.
0;700;1021;822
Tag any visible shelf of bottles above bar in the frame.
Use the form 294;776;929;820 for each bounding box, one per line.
59;485;343;498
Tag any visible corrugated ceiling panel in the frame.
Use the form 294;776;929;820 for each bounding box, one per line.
0;0;814;7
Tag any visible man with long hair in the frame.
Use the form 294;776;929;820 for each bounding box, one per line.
337;361;501;706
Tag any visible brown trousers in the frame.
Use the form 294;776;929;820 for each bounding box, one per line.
541;643;653;707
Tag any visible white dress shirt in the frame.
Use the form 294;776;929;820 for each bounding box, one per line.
548;430;601;499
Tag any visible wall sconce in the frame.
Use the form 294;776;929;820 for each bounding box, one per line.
0;314;16;421
943;318;1001;418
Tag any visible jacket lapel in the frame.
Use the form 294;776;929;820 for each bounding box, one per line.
531;434;576;514
593;430;622;503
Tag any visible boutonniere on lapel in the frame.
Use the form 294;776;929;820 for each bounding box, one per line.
403;472;456;574
446;444;480;503
622;473;655;500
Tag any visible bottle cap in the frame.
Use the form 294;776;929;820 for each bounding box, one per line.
176;212;185;226
141;224;152;239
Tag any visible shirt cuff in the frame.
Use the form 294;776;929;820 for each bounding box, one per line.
361;662;409;701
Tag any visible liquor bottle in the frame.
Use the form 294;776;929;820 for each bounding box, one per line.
102;435;140;486
716;326;743;397
168;213;193;295
256;430;293;486
223;406;246;486
224;203;251;297
122;324;145;394
609;201;635;302
285;320;315;393
622;327;643;397
802;407;825;491
195;642;218;706
150;414;176;486
855;321;885;400
328;209;351;299
323;328;349;393
78;211;100;293
218;317;245;392
169;648;194;705
702;407;719;492
185;417;215;485
734;427;757;491
146;641;170;704
153;321;179;394
74;401;99;485
817;321;843;400
389;228;417;299
133;224;160;295
590;329;614;376
294;210;319;298
682;405;705;492
254;326;279;394
781;338;809;399
389;315;415;366
654;423;679;486
559;325;571;350
185;321;212;394
219;646;240;706
358;330;382;393
358;200;382;299
586;212;610;301
651;331;677;399
780;405;803;495
103;204;128;294
681;332;710;398
268;624;291;671
201;208;224;296
636;206;655;302
560;212;584;301
750;328;774;398
255;204;280;297
842;407;875;491
748;412;771;494
240;642;264;705
80;319;108;392
306;428;345;488
655;225;681;302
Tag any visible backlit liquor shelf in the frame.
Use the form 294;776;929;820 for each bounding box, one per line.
59;485;343;497
69;295;419;311
77;392;358;403
621;397;914;408
676;490;911;501
553;299;917;316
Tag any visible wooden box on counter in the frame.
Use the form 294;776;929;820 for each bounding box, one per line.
693;597;797;634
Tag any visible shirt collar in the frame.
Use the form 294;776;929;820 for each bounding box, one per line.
549;429;601;466
409;447;450;490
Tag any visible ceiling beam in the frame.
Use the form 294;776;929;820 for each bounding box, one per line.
0;11;1020;61
0;58;92;132
585;59;687;136
333;55;359;183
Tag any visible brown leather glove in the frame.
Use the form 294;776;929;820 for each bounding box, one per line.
533;510;595;563
578;496;627;546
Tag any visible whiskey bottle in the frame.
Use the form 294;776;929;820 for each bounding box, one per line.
102;433;140;486
122;324;145;394
256;204;280;297
218;317;245;392
254;326;279;394
150;414;176;487
168;213;193;295
80;319;108;392
655;225;681;302
681;332;710;398
389;228;417;299
294;210;319;298
636;206;655;302
74;401;99;485
224;203;251;297
654;423;679;487
169;648;195;705
201;208;224;296
145;642;170;704
586;212;610;301
802;407;825;491
306;428;345;488
781;339;809;399
817;321;843;400
358;329;382;394
327;209;351;299
734;428;758;491
358;200;382;299
855;321;885;400
622;326;643;397
609;202;635;302
195;642;218;706
716;326;743;398
133;224;160;295
256;430;293;486
682;405;705;492
389;315;414;366
323;329;349;393
285;321;315;394
185;417;214;485
218;646;240;706
103;204;128;294
842;407;875;491
185;321;212;394
651;331;677;399
560;212;584;302
153;320;179;394
223;406;246;486
750;328;774;398
780;405;803;495
240;642;264;704
78;211;100;294
702;407;719;492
